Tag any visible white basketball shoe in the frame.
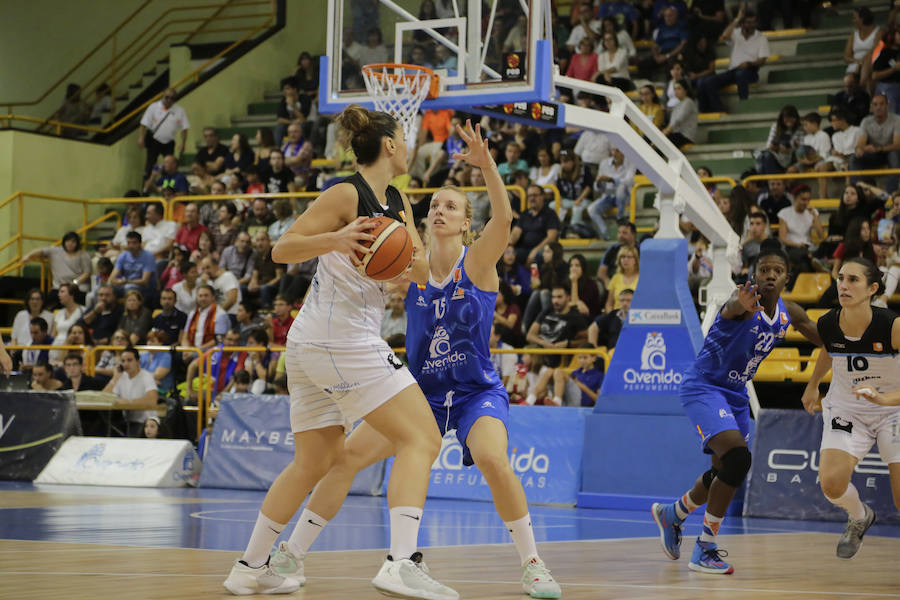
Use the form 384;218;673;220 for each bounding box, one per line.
223;559;301;595
269;541;307;585
371;552;459;600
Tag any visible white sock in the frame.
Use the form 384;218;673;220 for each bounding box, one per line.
389;506;423;560
504;514;539;565
674;491;701;521
825;482;867;521
551;396;563;406
524;394;537;406
242;512;286;568
287;508;329;557
698;511;723;544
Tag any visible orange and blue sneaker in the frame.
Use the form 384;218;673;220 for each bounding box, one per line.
650;502;683;560
688;538;734;574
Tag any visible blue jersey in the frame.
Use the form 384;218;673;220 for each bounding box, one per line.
404;247;502;396
685;298;791;394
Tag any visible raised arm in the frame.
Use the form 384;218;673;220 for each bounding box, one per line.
459;121;513;288
719;281;763;320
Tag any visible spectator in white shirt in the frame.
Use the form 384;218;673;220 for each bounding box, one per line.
787;112;832;176
380;292;407;341
815;109;862;198
696;6;768;113
777;185;825;274
566;3;602;53
137;87;189;178
142;202;176;263
587;148;637;239
200;256;241;319
103;347;158;437
574;127;612;178
172;261;199;315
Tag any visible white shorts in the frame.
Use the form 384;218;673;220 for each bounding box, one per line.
285;339;418;433
820;404;900;464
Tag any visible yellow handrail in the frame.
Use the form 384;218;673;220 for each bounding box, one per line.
0;1;152;109
3;0;275;137
629;176;736;233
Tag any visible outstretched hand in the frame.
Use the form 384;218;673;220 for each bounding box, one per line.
736;281;763;313
451;120;494;169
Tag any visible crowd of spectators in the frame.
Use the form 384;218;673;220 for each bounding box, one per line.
12;1;900;425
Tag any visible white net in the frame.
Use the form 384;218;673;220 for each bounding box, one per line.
361;64;434;148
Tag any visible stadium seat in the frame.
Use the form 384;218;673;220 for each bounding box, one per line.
754;347;801;382
784;308;828;341
798;348;832;384
782;273;831;304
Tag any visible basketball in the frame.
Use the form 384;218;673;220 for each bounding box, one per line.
355;216;413;281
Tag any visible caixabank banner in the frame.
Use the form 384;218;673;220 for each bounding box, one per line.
384;405;590;505
0;391;81;480
745;409;899;524
199;393;384;495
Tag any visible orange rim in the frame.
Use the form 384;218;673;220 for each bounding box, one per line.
362;63;440;99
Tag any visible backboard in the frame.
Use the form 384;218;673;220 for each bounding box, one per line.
320;0;554;114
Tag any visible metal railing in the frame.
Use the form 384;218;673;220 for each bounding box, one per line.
1;0;276;137
629;176;737;233
741;169;900;210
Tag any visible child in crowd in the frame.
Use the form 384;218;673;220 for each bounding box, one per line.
563;345;604;407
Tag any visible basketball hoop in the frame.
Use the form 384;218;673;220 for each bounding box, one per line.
361;63;439;148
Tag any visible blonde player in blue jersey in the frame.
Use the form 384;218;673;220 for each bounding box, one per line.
268;120;562;599
651;239;822;574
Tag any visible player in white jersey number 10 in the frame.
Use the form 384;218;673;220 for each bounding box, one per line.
802;258;900;560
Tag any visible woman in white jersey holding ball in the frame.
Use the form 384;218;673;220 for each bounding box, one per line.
802;257;900;560
224;104;458;600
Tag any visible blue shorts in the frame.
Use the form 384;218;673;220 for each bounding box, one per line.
680;378;751;455
427;385;509;466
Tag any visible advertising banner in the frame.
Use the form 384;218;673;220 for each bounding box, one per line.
745;409;899;524
598;239;704;415
199;393;384;494
35;436;200;487
0;391;82;480
385;405;589;505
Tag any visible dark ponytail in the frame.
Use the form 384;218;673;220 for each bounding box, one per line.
335;104;399;165
844;257;885;296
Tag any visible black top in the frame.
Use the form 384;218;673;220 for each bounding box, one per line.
152;308;187;346
345;172;405;220
874;47;900;85
196;144;230;175
817;306;897;356
515;206;561;251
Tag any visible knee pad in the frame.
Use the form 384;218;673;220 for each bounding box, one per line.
701;467;719;489
717;447;752;488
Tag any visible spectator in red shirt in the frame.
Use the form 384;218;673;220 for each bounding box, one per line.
410;109;455;180
268;295;294;346
175;203;209;252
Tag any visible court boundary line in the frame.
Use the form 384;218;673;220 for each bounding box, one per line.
1;568;898;598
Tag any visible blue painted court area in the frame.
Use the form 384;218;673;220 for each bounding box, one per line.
1;481;898;552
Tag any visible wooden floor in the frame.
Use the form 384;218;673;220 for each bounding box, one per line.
2;534;899;600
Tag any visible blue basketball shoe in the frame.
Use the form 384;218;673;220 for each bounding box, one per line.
688;538;734;574
650;502;683;560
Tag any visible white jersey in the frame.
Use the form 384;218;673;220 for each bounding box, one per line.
288;251;388;345
819;307;900;417
286;172;406;347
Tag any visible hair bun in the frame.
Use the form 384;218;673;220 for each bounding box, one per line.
336;104;371;135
